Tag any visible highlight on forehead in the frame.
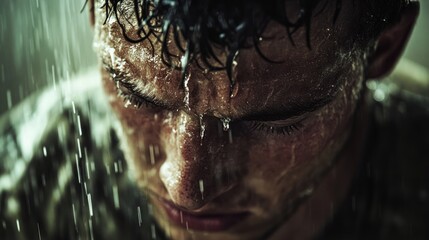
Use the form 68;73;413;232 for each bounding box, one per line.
98;0;343;84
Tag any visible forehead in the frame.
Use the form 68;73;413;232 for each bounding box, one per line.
94;0;360;118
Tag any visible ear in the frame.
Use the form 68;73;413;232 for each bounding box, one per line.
366;2;420;79
89;0;95;27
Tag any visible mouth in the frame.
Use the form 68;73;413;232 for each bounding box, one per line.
160;199;250;232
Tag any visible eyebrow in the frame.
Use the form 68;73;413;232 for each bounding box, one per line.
105;62;337;122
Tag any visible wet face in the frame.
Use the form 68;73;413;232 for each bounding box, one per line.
94;0;367;239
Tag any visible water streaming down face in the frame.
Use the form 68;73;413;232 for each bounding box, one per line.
89;1;381;239
199;114;206;144
1;0;425;239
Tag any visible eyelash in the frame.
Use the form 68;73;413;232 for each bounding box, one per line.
105;64;303;136
106;65;159;109
118;83;162;110
247;122;303;136
118;90;150;109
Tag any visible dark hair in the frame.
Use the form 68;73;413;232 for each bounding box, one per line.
97;0;406;86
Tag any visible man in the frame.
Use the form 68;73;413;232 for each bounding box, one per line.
1;0;428;239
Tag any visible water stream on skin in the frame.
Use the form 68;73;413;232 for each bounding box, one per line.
230;82;240;98
199;115;206;145
183;73;191;110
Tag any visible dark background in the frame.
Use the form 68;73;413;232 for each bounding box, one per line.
0;0;428;115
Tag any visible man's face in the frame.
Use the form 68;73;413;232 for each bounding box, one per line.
94;0;366;239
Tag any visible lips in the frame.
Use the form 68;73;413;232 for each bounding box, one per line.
161;200;249;232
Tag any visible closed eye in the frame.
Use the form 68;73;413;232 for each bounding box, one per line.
116;80;161;109
245;114;305;136
103;63;172;110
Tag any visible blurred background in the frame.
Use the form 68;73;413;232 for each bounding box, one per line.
0;0;428;115
0;0;96;115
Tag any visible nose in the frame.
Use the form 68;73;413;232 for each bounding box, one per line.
159;112;240;210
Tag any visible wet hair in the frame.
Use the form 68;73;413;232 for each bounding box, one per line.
96;0;407;85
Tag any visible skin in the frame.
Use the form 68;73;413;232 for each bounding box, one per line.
90;0;418;239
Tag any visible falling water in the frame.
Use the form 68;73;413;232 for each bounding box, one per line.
199;179;204;200
0;0;96;115
149;144;156;165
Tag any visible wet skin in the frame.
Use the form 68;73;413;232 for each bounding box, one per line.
94;0;370;239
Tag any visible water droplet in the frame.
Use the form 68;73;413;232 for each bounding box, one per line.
113;185;120;209
148;203;153;216
137;206;142;226
89;218;95;240
124;99;131;108
299;186;314;198
77;114;83;136
183;73;191;109
76;138;82;158
6;90;12;109
43;146;47;157
230;82;239;98
149;144;155;165
85;148;91;179
16;219;20;232
114;162;118;173
72;101;76;114
87;193;93;217
199;179;204;200
374;89;386;102
37;223;41;240
199;115;206;144
181;53;189;70
231;51;239;84
75;154;81;184
221;118;231;131
72;204;77;229
151;224;157;239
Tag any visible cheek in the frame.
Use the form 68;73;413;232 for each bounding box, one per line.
245;90;357;188
102;76;168;175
